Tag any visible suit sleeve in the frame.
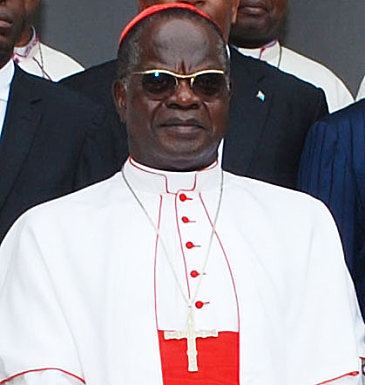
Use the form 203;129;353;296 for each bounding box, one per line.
297;116;365;318
297;118;357;257
0;214;84;384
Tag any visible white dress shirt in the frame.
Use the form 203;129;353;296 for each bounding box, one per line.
0;60;15;137
239;41;354;113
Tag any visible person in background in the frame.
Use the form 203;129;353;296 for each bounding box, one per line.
298;99;365;319
0;0;118;243
0;5;363;384
13;0;84;81
229;0;353;113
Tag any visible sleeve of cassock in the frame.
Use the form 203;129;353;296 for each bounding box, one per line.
285;199;365;385
0;214;85;384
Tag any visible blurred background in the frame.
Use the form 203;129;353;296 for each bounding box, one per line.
39;0;365;95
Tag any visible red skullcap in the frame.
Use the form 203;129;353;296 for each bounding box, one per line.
118;2;218;47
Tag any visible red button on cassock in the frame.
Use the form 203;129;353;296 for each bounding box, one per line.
190;270;200;278
179;194;188;202
195;301;204;309
182;216;190;223
186;241;194;249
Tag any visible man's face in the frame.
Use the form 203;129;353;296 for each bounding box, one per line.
138;0;239;42
230;0;287;47
114;17;230;171
0;0;25;66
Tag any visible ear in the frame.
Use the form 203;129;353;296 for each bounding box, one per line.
113;80;128;124
231;0;239;24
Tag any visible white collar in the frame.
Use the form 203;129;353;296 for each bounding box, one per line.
13;26;39;60
122;157;222;194
0;60;15;102
237;40;281;64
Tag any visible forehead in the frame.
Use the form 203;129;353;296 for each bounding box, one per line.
137;17;225;71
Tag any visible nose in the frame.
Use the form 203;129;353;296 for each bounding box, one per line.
165;79;201;110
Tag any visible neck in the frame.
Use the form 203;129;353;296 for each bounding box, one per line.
232;36;277;49
130;155;218;173
16;25;34;47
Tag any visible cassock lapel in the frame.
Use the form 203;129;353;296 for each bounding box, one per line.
0;66;42;211
222;47;272;176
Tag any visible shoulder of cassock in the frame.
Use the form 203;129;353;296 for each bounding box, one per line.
0;169;347;272
0;170;343;252
0;173;354;298
0;170;354;329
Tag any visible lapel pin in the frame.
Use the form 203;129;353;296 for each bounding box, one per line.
256;90;266;102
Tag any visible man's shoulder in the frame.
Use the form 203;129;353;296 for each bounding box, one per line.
39;42;84;72
282;46;345;83
12;66;107;130
225;171;328;216
60;59;118;90
231;46;322;95
0;173;121;253
321;99;365;125
304;100;365;154
14;65;93;104
19;173;122;224
59;59;118;106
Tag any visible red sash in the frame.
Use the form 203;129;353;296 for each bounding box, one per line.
158;331;240;385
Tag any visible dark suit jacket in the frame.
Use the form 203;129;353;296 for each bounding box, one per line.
298;100;365;316
61;47;328;189
0;66;119;242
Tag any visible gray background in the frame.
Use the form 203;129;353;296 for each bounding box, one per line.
39;0;365;96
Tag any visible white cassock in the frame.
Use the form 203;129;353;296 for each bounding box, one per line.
356;76;365;101
13;28;84;81
238;41;354;113
0;158;364;385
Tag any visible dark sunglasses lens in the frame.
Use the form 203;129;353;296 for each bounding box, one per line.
141;72;175;97
193;73;227;98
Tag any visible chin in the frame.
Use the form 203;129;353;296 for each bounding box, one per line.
160;149;217;171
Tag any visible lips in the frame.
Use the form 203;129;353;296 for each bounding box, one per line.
160;117;205;129
0;13;13;32
238;0;269;16
158;117;206;137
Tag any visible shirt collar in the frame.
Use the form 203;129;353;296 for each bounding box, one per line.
237;40;280;63
0;60;15;102
13;26;39;60
122;157;222;194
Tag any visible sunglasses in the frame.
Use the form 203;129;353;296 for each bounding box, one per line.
131;69;230;101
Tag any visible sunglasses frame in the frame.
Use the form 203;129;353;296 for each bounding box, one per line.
130;68;230;99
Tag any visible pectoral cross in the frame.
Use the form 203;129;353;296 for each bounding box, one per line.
164;309;218;372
